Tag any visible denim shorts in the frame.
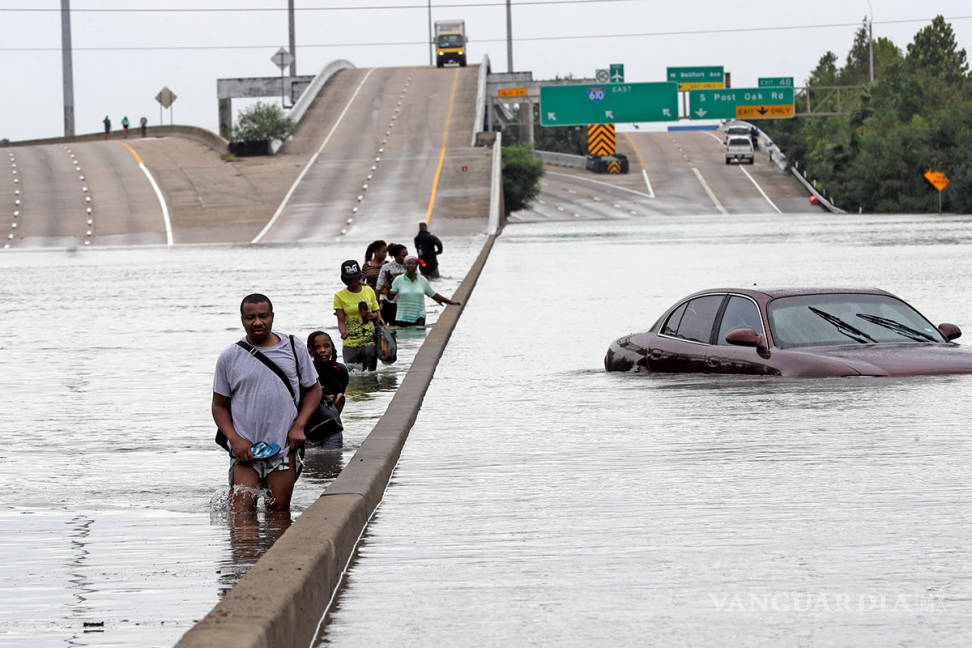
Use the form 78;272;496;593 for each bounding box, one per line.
228;448;304;486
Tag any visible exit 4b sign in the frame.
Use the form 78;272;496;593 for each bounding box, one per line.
689;87;795;120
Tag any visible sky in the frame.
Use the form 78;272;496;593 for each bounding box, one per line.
1;1;970;142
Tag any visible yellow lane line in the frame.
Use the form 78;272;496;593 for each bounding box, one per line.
425;67;461;224
116;140;143;164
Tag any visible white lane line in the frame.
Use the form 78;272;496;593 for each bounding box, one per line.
641;169;655;198
252;67;376;244
739;165;782;213
137;163;173;245
547;170;654;199
691;167;727;215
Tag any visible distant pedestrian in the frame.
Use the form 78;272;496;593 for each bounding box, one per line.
376;243;407;324
139;116;148;138
103;115;111;139
414;222;443;279
121;115;130;139
388;256;460;326
750;126;760;150
362;239;387;292
334;259;382;371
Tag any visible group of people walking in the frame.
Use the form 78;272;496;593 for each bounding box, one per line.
336;224;459;372
212;223;460;513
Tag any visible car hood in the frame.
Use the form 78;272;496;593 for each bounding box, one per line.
792;343;972;376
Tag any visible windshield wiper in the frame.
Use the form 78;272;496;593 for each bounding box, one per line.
855;313;937;342
808;306;876;344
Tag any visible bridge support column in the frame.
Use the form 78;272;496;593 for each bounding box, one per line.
218;98;232;140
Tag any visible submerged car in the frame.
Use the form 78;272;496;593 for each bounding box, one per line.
604;288;972;377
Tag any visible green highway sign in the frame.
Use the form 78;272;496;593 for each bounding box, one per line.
667;66;724;90
688;86;795;120
540;82;678;126
758;77;794;87
610;63;625;83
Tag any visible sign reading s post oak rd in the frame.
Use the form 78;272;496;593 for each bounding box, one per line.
689;87;794;120
540;82;678;126
667;66;724;90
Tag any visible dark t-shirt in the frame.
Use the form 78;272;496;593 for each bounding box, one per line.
316;361;349;397
414;231;442;268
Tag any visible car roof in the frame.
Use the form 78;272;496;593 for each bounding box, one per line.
682;287;896;301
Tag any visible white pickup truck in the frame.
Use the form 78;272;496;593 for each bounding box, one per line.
725;136;754;165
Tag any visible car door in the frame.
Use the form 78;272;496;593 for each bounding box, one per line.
652;295;725;373
706;295;776;375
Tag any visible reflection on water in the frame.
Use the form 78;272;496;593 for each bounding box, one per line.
0;238;481;647
318;215;972;647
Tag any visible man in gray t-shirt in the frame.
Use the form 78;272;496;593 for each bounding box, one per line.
212;294;321;512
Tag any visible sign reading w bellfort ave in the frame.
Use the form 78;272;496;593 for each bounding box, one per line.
667;66;724;90
689;87;795;120
539;82;678;126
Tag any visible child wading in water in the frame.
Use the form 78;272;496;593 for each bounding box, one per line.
306;331;349;413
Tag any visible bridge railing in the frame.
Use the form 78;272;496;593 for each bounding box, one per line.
270;59;356;154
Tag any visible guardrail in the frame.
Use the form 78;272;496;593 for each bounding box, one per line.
789;166;847;214
471;55;490;147
271;59;356;154
533;149;586;169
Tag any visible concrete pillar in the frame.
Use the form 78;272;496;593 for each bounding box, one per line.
218;98;232;139
524;100;534;145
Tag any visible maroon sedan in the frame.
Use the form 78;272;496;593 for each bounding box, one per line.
604;288;972;377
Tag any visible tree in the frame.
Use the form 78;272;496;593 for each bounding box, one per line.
230;102;295;143
906;15;969;84
501;144;544;214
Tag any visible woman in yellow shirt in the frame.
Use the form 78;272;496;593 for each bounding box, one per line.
333;259;383;371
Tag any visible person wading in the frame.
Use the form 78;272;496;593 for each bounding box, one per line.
212;294;322;512
389;255;460;326
414;222;443;279
334;259;383;371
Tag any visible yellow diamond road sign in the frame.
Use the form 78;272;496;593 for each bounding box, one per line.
736;104;794;119
924;170;949;192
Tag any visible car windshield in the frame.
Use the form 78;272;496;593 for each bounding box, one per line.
438;34;463;47
767;293;946;348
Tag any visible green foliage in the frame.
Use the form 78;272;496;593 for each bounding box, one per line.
762;15;972;213
230;102;295;143
501;143;544;214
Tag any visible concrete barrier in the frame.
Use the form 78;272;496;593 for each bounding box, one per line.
488;132;504;235
3;125;229;153
271;59;356;154
175;139;506;648
471;54;490;146
534;149;586;169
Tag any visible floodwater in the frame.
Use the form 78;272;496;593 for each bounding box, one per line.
0;239;480;647
317;213;972;647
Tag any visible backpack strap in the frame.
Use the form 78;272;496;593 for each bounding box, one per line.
236;339;297;405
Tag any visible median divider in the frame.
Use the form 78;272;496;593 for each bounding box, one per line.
176;143;504;648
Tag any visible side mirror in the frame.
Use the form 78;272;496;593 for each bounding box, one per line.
725;328;766;351
938;323;962;341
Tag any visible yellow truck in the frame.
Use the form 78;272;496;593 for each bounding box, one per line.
434;20;466;68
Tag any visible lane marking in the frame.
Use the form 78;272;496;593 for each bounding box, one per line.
739;165;782;213
252;67;376;243
425;67;461;225
621;132;654;198
117;141;173;246
547;170;654;199
705;130;781;213
691;167;727;215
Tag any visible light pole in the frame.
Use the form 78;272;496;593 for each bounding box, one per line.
866;0;874;84
506;0;513;72
60;0;75;137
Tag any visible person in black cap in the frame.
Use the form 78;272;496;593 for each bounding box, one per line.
333;259;382;370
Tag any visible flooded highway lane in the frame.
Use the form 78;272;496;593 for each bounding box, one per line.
317;214;972;647
0;238;481;647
